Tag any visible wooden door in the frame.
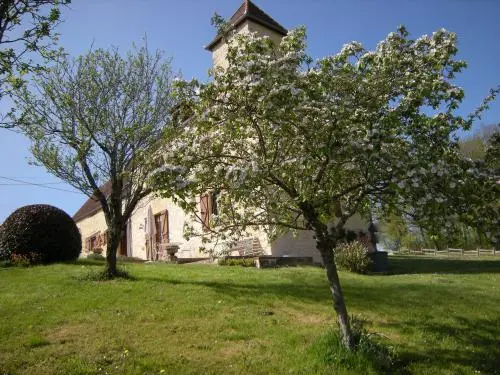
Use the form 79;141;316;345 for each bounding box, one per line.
119;229;127;256
154;210;169;245
200;194;210;231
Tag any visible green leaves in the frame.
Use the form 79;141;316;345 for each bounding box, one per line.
0;0;71;125
13;41;178;234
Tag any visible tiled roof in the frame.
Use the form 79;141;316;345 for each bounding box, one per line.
73;181;111;222
206;0;288;51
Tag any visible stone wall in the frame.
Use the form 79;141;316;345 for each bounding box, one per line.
75;209;108;255
76;194;372;264
128;195;206;260
271;215;371;264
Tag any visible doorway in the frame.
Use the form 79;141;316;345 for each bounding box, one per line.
119;228;127;256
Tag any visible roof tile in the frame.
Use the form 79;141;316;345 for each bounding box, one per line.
206;0;287;51
73;181;111;222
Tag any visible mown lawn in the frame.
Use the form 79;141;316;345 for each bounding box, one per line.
0;255;499;374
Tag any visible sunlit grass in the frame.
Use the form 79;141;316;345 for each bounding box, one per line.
0;255;498;374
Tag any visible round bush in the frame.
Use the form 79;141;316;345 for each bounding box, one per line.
0;224;6;261
334;241;372;274
0;204;81;264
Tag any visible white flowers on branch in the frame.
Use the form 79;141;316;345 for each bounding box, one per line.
151;27;499;350
152;25;498;252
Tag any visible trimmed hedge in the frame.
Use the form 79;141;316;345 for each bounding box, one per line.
86;253;105;261
0;204;81;264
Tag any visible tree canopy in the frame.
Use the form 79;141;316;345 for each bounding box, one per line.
14;44;178;276
153;26;499;349
459;123;499;160
381;123;499;251
0;0;70;123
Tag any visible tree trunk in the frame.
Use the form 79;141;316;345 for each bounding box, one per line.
318;240;355;350
299;201;354;350
105;227;122;277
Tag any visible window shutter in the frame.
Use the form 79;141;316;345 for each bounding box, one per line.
200;194;210;231
208;193;213;215
154;214;161;244
90;235;97;250
161;211;169;243
96;231;102;247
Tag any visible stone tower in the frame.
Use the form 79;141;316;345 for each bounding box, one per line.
205;0;288;69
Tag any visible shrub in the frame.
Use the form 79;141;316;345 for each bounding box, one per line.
308;317;397;374
0;224;7;261
86;253;105;261
218;258;256;267
0;204;81;264
334;241;372;274
10;252;43;266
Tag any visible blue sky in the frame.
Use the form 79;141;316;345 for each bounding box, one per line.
1;0;499;222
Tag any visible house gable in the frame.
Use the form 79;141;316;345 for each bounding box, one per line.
73;181;111;222
206;0;288;69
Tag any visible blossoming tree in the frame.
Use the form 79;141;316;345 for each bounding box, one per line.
153;27;498;349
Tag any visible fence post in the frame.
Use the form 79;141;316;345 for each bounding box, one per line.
461;248;464;256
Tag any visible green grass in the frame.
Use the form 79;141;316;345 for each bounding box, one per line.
0;255;499;374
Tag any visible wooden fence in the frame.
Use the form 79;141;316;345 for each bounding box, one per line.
400;248;498;256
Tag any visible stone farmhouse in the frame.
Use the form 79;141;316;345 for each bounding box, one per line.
73;0;370;264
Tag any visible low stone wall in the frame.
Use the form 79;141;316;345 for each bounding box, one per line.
222;255;314;268
255;256;313;268
177;257;212;264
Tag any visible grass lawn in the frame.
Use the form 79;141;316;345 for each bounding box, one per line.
0;255;499;374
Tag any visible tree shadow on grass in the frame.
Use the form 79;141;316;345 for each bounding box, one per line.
138;272;499;373
70;258;105;266
388;255;500;275
389;316;500;374
139;271;491;316
142;275;332;304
